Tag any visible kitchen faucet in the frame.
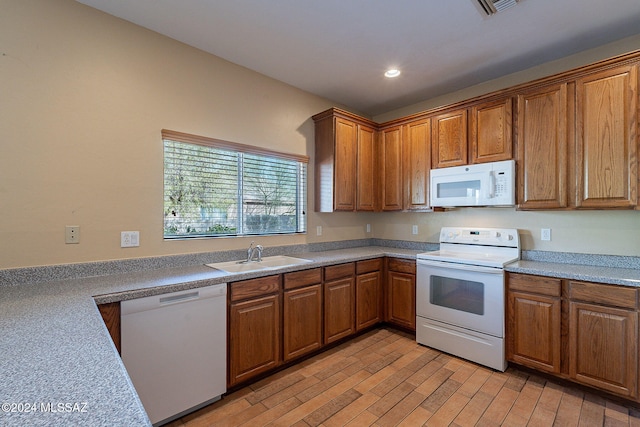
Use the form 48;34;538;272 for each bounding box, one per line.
246;241;263;262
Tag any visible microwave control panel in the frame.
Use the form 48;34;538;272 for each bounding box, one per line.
494;171;508;197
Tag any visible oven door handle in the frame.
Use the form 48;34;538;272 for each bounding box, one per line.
417;259;503;274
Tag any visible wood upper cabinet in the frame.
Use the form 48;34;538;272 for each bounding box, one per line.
432;98;512;169
379;126;403;211
324;263;356;344
575;64;638;209
283;268;323;362
229;275;281;387
403;118;432;210
470;97;513;164
569;281;638;398
356;124;377;211
516;83;570;209
313;108;377;212
385;258;416;331
432;109;468;168
333;117;357;211
355;259;383;331
506;273;561;374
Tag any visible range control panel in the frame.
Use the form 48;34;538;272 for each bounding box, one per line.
439;227;519;248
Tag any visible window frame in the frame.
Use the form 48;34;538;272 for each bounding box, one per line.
162;129;309;240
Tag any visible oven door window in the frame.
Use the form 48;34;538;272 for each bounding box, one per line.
430;275;484;315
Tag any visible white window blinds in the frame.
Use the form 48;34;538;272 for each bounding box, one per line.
163;130;307;238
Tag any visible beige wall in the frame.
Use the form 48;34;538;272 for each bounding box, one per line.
2;1;639;269
0;0;368;269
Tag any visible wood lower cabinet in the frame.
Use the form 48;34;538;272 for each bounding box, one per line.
228;275;281;387
506;273;561;374
507;272;639;402
386;258;416;331
575;64;638;209
283;268;323;362
97;302;121;354
355;259;383;331
569;281;638;398
324;263;356;344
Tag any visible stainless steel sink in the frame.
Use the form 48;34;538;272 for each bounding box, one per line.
206;255;312;273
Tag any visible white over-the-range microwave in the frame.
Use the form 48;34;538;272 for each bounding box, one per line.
429;159;515;207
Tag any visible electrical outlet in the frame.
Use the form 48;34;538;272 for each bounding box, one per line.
541;228;551;241
366;224;371;233
412;225;418;235
65;226;80;244
121;231;140;247
316;226;322;236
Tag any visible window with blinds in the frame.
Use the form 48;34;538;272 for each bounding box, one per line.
163;130;308;239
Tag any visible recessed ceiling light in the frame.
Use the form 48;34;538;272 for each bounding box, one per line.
384;69;401;78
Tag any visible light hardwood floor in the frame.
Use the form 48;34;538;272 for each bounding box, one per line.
167;328;640;426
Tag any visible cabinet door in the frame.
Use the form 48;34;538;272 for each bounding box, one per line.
380;126;403;211
517;83;569;209
575;64;638;208
324;277;355;344
229;294;280;386
283;284;322;362
470;97;513;164
569;301;638;397
386;271;416;331
98;302;121;354
432;109;468;168
507;291;561;373
403;118;431;210
334;117;358;211
356;124;377;211
356;271;382;331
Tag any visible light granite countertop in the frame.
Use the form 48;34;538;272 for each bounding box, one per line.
2;244;640;426
505;260;640;287
0;246;418;427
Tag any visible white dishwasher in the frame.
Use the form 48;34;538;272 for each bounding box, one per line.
121;283;227;426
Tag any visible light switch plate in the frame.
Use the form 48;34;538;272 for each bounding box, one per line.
121;231;140;247
541;228;551;241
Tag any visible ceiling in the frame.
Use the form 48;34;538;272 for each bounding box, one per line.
76;0;640;117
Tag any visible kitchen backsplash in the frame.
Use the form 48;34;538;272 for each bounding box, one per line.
2;239;639;287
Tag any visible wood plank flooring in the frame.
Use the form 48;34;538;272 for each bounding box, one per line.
167;328;640;426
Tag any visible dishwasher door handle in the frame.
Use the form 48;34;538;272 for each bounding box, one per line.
159;291;199;305
120;282;227;315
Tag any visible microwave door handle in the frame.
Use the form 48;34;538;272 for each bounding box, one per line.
487;171;495;199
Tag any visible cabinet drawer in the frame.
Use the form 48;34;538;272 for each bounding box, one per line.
284;268;322;290
387;258;416;274
569;281;637;309
507;273;561;297
230;275;281;302
356;258;383;274
324;262;355;281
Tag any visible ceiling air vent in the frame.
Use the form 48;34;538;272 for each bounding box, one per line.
475;0;520;15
